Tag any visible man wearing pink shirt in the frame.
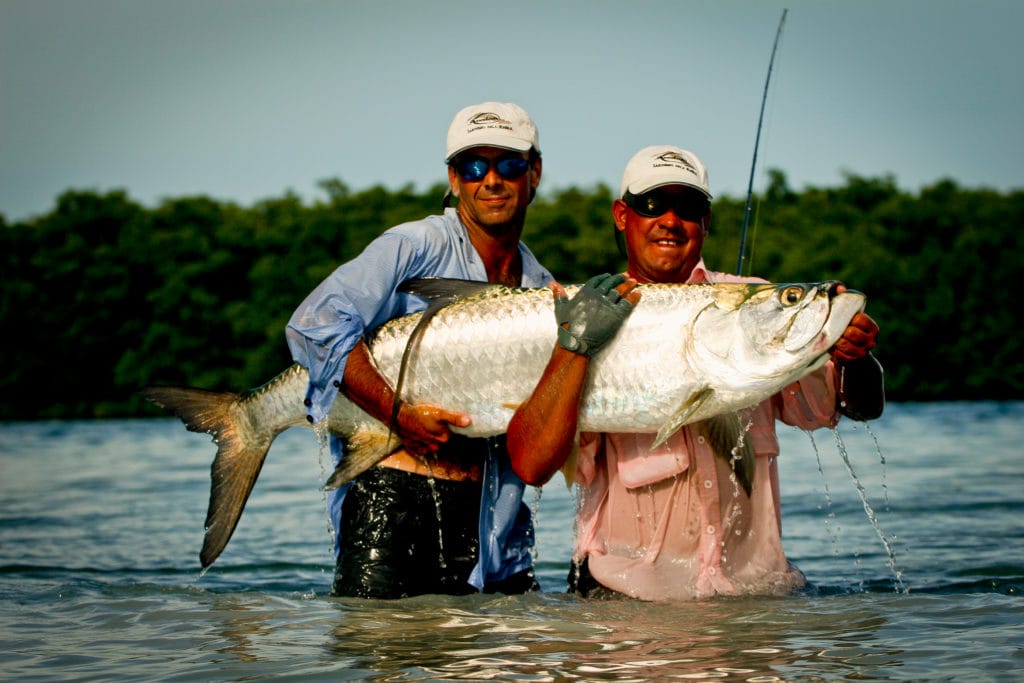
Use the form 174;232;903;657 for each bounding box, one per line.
507;145;882;600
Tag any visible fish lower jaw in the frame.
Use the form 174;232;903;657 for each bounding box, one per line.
809;331;834;355
802;353;831;375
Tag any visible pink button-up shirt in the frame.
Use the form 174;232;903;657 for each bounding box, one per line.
573;262;840;600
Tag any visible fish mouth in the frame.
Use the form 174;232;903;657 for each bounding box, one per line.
804;288;867;355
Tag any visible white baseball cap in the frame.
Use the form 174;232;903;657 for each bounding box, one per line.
619;145;712;199
445;102;540;162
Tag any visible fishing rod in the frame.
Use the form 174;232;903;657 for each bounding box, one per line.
736;8;787;276
733;9;884;420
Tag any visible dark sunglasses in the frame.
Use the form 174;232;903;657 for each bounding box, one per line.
624;190;709;221
453;155;531;182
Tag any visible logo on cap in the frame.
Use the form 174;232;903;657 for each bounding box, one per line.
467;112;513;133
654;151;698;174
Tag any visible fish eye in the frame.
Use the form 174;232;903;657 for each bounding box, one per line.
780;286;804;305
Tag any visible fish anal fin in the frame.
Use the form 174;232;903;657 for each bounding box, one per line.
323;425;402;490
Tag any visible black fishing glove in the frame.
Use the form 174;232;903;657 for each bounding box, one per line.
555;273;636;357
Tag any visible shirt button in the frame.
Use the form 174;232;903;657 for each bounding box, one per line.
333;380;341;388
304;398;312;407
706;525;715;534
697;435;706;444
704;480;713;489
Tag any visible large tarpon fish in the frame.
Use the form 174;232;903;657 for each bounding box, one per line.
143;279;865;568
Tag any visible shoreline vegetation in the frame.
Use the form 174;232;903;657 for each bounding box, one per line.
3;170;1021;420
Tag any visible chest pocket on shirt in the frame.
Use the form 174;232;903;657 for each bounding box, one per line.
614;432;691;489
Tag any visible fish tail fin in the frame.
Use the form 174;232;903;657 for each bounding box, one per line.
140;386;273;568
323;426;401;490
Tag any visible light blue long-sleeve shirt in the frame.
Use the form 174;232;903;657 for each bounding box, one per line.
286;207;553;589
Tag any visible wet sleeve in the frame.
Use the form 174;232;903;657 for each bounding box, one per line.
775;361;841;430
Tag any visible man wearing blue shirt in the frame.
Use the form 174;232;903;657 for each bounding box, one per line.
286;102;552;597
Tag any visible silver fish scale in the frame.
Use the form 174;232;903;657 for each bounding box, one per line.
363;283;781;437
578;284;719;432
368;286;560;435
149;279;865;567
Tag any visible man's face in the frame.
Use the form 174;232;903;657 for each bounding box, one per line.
448;146;541;233
613;185;710;284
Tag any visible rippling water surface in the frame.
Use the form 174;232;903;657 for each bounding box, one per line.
2;402;1022;681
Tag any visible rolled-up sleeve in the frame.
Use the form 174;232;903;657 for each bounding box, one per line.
286;231;424;422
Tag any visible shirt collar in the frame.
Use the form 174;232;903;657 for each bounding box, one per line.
686;259;713;284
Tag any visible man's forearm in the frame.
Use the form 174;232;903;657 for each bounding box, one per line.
507;347;589;485
340;340;396;424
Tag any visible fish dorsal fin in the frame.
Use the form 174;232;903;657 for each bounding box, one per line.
653;387;713;448
398;277;500;302
695;414;755;497
388;278;502;430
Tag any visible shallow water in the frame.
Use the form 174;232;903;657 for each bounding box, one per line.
2;402;1022;681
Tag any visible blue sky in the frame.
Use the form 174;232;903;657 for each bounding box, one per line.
2;0;1022;222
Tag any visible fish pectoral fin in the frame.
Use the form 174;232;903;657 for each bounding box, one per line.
653;387;714;448
696;414;756;497
323;425;402;490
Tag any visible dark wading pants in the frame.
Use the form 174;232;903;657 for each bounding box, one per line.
332;465;538;599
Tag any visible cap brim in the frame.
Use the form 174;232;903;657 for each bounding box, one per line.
446;138;533;162
627;177;712;199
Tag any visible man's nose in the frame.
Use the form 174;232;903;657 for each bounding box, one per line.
656;209;685;227
482;166;504;187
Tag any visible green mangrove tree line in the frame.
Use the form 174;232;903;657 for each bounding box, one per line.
2;171;1022;420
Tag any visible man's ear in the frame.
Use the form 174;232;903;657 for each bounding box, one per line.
612;198;629;230
528;156;543;203
447;165;459;198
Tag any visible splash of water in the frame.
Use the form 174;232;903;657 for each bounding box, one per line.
830;428;907;594
728;412;755;499
313;418;336;556
423;471;448;569
529;486;543;564
806;431;843;556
